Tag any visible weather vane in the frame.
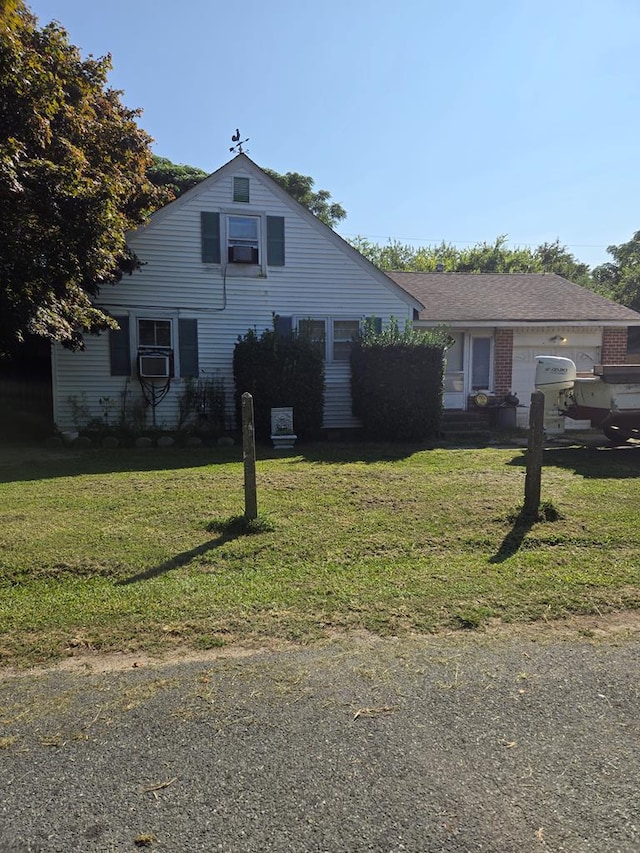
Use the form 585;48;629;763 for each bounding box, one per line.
230;129;249;154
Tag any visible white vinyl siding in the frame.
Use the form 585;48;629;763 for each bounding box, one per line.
52;160;415;431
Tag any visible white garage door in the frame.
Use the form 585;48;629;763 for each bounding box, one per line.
512;346;600;428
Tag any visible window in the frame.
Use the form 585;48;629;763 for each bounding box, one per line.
228;215;259;264
471;337;492;390
201;212;285;267
109;316;199;378
332;320;360;361
138;319;172;350
299;319;326;356
233;177;250;203
137;319;173;378
297;318;360;361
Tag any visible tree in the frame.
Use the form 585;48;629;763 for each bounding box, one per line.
349;235;591;283
533;239;591;287
262;169;346;228
147;155;208;199
145;156;347;229
592;231;640;311
0;1;166;354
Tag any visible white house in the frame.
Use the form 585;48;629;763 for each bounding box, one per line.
52;154;421;433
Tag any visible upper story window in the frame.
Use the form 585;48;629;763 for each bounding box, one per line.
201;211;285;267
233;177;250;203
228;215;259;264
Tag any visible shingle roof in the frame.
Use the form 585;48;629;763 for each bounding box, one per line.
385;272;640;324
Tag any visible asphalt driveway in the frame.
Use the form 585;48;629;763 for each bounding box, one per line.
1;615;639;853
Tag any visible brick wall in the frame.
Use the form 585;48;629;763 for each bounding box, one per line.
601;327;628;363
494;328;513;396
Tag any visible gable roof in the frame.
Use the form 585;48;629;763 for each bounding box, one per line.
135;154;421;312
386;272;640;325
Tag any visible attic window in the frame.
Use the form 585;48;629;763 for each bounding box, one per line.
233;177;250;203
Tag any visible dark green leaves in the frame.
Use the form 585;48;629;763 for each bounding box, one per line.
0;2;166;354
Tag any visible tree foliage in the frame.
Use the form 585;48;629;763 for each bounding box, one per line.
145;156;347;229
0;1;166;354
262;168;347;228
146;155;208;199
348;235;591;286
592;230;640;311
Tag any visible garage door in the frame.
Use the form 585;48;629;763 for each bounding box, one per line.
512;346;600;428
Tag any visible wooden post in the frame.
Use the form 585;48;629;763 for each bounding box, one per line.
524;390;545;517
241;392;258;520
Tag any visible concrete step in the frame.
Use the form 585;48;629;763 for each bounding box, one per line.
440;409;494;444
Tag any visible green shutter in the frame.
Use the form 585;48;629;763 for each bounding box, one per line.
178;319;199;378
109;316;130;376
201;212;220;263
274;315;292;337
267;216;285;266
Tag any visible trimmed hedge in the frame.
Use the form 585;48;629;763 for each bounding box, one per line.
233;324;324;440
351;319;448;441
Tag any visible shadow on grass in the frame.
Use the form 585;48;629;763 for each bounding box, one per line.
490;501;562;563
115;515;274;586
505;445;640;480
0;444;243;484
489;510;537;563
288;441;438;465
0;439;438;483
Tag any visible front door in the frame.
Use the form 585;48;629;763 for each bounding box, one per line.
444;333;465;408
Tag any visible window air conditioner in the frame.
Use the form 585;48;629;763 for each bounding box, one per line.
138;353;172;378
229;245;258;264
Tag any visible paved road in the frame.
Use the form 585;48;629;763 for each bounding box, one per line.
1;618;639;853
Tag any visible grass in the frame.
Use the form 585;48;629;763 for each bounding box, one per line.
0;440;639;666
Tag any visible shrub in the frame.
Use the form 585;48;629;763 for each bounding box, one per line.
176;376;226;437
233;323;324;440
351;318;448;441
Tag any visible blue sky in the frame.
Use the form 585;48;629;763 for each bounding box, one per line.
28;0;640;268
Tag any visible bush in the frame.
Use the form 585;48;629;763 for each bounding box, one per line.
233;323;324;440
176;376;226;438
351;318;448;441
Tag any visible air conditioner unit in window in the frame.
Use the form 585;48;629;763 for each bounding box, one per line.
229;245;258;264
138;352;172;379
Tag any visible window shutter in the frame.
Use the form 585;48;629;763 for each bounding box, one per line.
274;315;292;337
233;177;250;203
201;212;221;263
373;317;383;334
178;319;199;378
267;216;285;266
109;316;130;376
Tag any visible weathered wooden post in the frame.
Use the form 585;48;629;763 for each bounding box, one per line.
524;390;545;517
241;392;258;520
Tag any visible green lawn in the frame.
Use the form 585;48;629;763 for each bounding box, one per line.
1;441;639;666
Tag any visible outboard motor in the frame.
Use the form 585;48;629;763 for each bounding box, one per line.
534;356;577;433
